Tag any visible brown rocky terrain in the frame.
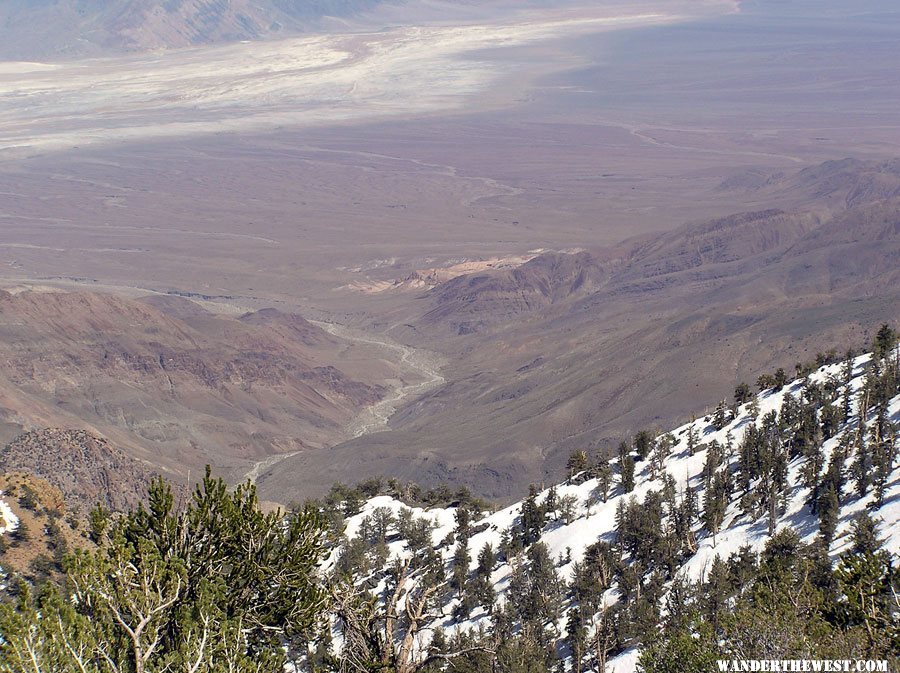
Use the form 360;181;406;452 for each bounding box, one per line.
258;160;900;500
0;159;896;505
0;429;161;513
0;472;88;584
0;290;389;484
419;252;611;335
728;158;900;210
0;0;897;512
0;0;586;60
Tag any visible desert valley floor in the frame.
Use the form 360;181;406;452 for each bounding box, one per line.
0;0;898;501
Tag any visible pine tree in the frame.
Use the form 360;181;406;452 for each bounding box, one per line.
520;484;545;546
724;428;735;459
713;400;729;430
0;469;328;672
372;506;396;543
849;511;883;555
734;382;752;406
736;422;762;501
397;510;435;553
820;399;842;439
451;539;471;598
638;623;718;673
872;323;897;360
728;545;758;593
842;349;855;384
618;441;636;494
686;424;699;457
589;605;618;673
88;503;109;544
869;435;892;509
471;542;496;613
826;435;848;497
558;494;579;524
834;542;898;654
566;450;589;477
455;505;472;540
634;430;655;461
817;482;839;547
748;394;760;420
565;606;587;673
477;542;495;576
544;485;559;520
617;492;666;569
797;405;825;507
774;367;788;389
702;440;723;492
595;457;613;502
507;543;561;628
651;434;674;480
841;391;854;430
702;470;730;541
703;555;732;631
472;575;496;614
526;542;561;622
674;486;698;554
867;372;896;508
757;373;776;391
852;435;871;498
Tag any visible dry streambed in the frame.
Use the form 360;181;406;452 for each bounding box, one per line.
243;322;444;484
313;321;445;438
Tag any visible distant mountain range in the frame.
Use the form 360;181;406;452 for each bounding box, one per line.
0;0;386;59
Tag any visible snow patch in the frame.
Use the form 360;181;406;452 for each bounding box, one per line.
0;494;19;536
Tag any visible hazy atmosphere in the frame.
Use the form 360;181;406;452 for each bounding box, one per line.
1;0;899;496
0;0;898;671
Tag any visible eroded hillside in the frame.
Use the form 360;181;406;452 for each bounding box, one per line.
261;160;900;499
0;289;391;484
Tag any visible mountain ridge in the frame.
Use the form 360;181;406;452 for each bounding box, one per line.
322;344;900;671
0;288;388;484
260;161;900;499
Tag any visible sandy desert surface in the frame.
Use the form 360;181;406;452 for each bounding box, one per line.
1;0;899;498
0;1;736;153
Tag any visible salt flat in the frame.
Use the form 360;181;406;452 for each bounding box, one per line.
0;0;898;499
0;1;735;153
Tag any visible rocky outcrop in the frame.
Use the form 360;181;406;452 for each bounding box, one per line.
1;429;159;512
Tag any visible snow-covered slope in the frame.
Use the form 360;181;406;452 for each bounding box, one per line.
0;494;18;537
327;349;900;670
0;492;19;583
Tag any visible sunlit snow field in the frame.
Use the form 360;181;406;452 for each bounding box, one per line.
334;351;900;671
